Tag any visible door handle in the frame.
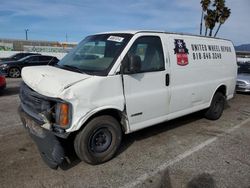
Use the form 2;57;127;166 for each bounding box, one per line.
166;74;170;86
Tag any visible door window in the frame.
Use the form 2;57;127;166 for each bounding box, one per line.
26;56;39;63
39;56;52;63
128;36;165;72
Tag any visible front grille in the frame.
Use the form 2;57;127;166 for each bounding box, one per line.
19;82;52;116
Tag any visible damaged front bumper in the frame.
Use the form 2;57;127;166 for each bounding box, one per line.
19;106;66;169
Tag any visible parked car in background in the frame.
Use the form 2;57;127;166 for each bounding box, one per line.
236;62;250;92
0;70;6;91
0;52;41;62
0;55;59;78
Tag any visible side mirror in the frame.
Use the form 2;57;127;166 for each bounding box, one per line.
121;54;141;74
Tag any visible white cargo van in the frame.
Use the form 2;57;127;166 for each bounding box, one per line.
19;31;237;168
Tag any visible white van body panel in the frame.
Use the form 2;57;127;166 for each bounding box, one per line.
21;31;237;134
114;33;171;131
165;34;236;115
61;75;125;132
112;32;236;132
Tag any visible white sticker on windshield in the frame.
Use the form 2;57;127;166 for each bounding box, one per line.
107;36;124;43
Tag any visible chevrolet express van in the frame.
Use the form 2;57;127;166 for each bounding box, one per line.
19;31;237;168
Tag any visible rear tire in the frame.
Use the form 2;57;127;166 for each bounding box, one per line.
8;67;21;78
205;92;225;120
74;115;122;165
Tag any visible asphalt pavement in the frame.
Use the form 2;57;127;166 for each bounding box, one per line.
0;78;249;188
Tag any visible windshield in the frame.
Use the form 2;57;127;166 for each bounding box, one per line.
58;34;132;75
238;63;250;74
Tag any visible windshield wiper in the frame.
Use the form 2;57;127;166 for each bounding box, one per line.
58;64;88;74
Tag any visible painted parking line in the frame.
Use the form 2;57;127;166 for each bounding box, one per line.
121;117;250;188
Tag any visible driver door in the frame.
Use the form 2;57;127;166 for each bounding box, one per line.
122;35;170;131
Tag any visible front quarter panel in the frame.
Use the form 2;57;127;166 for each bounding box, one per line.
59;75;125;132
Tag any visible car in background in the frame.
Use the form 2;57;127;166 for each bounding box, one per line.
0;55;59;78
0;70;6;91
236;62;250;92
0;52;41;62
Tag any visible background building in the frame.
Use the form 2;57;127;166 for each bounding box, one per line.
0;38;77;53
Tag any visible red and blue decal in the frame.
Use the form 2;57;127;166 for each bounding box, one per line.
174;39;189;66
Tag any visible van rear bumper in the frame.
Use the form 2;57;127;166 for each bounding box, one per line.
18;106;65;169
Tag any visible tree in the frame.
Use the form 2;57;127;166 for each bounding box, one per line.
200;0;231;37
214;7;231;37
200;0;211;35
204;9;217;36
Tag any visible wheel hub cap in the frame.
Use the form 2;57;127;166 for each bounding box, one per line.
90;128;112;153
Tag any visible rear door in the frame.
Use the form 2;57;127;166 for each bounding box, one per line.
122;34;170;130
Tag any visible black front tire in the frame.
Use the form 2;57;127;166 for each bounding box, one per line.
205;92;225;120
74;115;122;165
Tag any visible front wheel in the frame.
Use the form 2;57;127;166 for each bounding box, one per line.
74;115;122;165
205;92;225;120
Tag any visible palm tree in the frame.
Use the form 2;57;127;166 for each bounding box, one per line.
204;15;209;36
200;0;211;35
214;7;231;37
202;0;231;37
213;0;225;26
213;0;225;11
204;9;217;36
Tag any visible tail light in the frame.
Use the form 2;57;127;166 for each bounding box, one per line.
0;76;6;86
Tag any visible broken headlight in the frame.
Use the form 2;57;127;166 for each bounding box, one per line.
54;102;72;129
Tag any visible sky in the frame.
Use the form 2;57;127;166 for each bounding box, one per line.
0;0;249;45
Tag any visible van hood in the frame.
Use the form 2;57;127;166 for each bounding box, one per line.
22;65;92;97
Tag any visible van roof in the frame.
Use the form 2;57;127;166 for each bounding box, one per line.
97;30;231;42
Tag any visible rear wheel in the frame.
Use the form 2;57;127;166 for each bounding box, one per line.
205;92;225;120
74;115;122;165
8;67;21;78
